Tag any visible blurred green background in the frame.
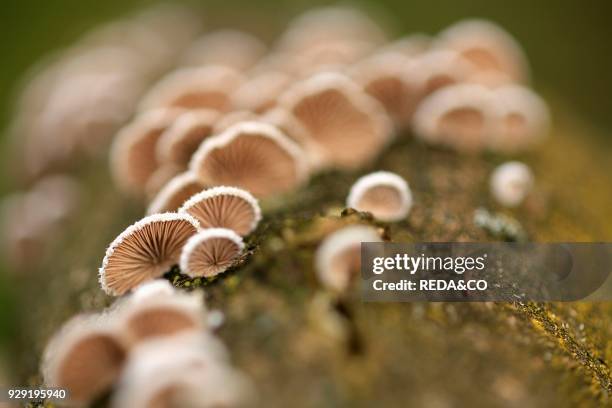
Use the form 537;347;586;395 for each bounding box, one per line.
0;0;611;353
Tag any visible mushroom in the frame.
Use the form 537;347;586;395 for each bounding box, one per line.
490;161;534;207
383;33;432;57
138;66;243;112
279;72;393;169
346;171;412;222
489;85;550;152
189;121;308;197
144;163;184;200
99;213;200;296
436;19;529;84
110;108;184;195
350;51;420;127
178;186;261;236
146;171;207;215
112;333;251;408
412;83;502;152
116;281;206;345
179;228;245;277
212;110;262;134
231;70;293;113
42;314;127;406
181;29;267;71
156;109;220;168
315;225;382;292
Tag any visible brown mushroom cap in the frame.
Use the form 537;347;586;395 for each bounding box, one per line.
42;314;127;406
412;50;477;99
436;19;529;83
315;225;382;292
346;171;413;222
280;72;393;169
116;282;206;345
212;110;262;134
147;171;206;215
144;163;184;200
156;109;220;168
350;51;420;127
138;66;244;112
179;228;244;277
99;213;200;296
110;108;184;194
189;121;308;197
181;29;267;71
178;186;261;236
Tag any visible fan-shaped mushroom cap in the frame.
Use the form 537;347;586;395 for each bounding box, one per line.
278;6;387;52
112;333;251;408
315;225;382;292
181;29;267;71
231;70;293;113
179;228;244;278
350;51;420;127
489;85;550;152
437;19;529;83
42;314;127;406
156;109;220;168
290;40;375;78
116;282;206;345
138;66;244;112
280;72;393;169
490;161;534;207
412;50;477;98
212;110;262;134
110;108;184;194
99;213;200;296
179;186;261;236
147;172;206;215
144;163;184;200
189;121;308;197
412;83;503;152
346;171;412;222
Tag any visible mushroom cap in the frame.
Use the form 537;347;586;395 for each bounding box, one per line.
116;285;205;345
42;314;127;406
412;83;503;152
181;29;267;71
412;49;478;98
350;51;420;127
490;161;534;207
383;33;432;57
110;108;184;194
144;163;184;200
289;40;376;78
278;6;387;52
113;333;250;408
280;72;393;169
436;19;530;83
231;70;293;113
189;121;308;197
346;171;412;222
138;66;244;112
156;109;220;167
315;225;382;292
99;213;200;296
147;171;206;215
179;228;244;278
178;186;261;236
489;85;550;152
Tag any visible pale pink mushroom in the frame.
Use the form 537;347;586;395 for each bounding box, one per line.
179;228;245;277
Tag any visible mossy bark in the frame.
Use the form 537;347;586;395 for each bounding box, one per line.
11;109;612;407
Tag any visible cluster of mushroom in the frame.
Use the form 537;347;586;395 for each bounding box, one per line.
0;175;80;268
10;4;201;180
42;280;252;407
100;186;261;297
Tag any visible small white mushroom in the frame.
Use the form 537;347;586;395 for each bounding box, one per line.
315;225;382;292
347;171;412;222
99;213;200;296
42;314;127;406
490;161;534;207
179;186;261;236
179;228;245;278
